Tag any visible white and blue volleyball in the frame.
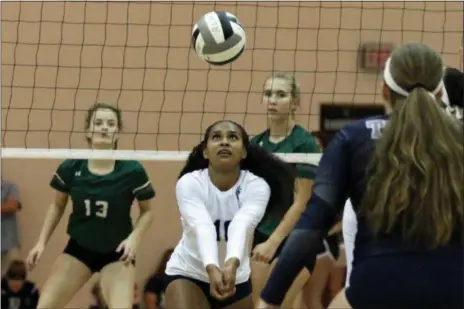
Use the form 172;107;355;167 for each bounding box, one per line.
192;11;246;65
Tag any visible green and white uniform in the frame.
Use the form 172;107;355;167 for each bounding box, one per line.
50;159;155;253
250;125;320;241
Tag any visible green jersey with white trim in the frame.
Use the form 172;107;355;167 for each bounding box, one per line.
251;125;321;236
50;159;155;253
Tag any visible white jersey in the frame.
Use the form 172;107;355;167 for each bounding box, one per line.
165;169;271;284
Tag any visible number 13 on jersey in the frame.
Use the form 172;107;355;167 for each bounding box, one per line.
84;199;108;218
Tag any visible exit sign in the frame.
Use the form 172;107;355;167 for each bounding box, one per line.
359;42;394;72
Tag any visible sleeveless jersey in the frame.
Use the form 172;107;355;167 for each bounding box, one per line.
50;159;155;253
250;124;321;235
165;169;271;284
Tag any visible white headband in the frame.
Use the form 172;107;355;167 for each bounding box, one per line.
384;57;463;120
383;57;444;98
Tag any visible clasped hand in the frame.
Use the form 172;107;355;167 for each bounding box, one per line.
206;258;239;300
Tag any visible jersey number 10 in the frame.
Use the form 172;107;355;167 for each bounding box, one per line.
84;199;108;218
214;220;231;242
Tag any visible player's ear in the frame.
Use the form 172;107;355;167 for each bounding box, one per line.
203;148;208;160
112;134;119;148
85;129;92;142
291;99;299;112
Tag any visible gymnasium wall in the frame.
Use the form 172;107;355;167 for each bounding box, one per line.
1;2;462;308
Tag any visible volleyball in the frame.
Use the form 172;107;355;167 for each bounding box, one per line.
192;11;246;65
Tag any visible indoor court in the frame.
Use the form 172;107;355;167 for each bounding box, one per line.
1;1;462;307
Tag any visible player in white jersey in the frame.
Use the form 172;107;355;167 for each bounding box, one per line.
164;120;296;309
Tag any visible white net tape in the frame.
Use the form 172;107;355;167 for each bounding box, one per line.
1;148;322;165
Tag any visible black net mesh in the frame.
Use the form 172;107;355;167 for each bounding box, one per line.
2;1;462;152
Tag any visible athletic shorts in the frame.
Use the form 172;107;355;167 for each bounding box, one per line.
252;230;339;271
165;274;252;309
63;238;134;273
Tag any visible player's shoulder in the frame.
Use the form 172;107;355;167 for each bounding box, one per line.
329;115;388;153
250;129;269;145
340;115;389;139
291;125;321;152
292;124;314;137
178;169;206;182
177;169;208;191
241;171;270;192
118;160;145;171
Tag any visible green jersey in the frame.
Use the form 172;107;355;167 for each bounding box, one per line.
251;124;321;236
50;159;155;253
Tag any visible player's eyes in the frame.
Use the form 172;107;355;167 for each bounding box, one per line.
211;134;221;140
229;134;239;140
264;91;287;99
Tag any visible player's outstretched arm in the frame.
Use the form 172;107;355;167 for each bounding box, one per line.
129;199;153;242
176;174;220;269
37;160;74;247
259;130;351;306
225;177;270;265
259;175;314;261
117;164;156;264
264;141;319;249
128;165;156;243
117;197;154;264
27;160;72;270
36;191;68;248
39;192;68;244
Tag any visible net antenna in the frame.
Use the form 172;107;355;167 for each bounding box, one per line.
1;2;462;167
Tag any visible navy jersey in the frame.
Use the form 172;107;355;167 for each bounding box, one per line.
261;115;463;308
297;114;462;254
294;115;389;231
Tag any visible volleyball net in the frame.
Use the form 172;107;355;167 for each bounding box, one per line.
1;1;463;165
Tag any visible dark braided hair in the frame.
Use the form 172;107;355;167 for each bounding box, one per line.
179;120;296;221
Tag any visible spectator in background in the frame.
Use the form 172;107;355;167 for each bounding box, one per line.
1;260;39;309
144;249;174;309
1;180;22;273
